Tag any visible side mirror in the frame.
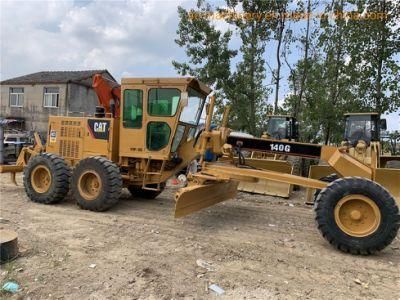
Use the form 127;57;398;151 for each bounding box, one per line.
181;92;188;107
380;119;387;131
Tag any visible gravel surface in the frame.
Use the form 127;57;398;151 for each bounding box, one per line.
1;173;399;299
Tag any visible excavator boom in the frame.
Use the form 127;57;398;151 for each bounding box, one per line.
92;74;121;117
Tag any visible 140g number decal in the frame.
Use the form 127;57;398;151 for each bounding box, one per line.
270;143;291;152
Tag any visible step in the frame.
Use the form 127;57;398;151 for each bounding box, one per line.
145;172;162;176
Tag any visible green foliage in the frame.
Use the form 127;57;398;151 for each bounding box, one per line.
283;0;399;144
345;0;400;114
173;0;400;140
173;0;237;117
224;0;274;135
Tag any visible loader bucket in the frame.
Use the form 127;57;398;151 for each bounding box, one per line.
174;181;238;218
374;168;400;205
237;158;293;198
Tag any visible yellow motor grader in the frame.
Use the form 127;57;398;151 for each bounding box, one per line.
236;115;302;197
0;77;399;255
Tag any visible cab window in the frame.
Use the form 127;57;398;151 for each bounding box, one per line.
147;122;171;151
123;89;143;128
148;88;180;116
179;88;205;124
171;125;185;152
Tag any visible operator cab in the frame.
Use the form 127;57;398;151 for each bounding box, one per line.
119;78;210;162
343;113;386;146
265;115;298;141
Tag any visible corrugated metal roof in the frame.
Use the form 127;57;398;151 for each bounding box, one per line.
0;70;114;85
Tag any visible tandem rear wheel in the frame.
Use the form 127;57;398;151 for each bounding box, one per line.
314;177;399;255
71;156;122;211
24;153;71;204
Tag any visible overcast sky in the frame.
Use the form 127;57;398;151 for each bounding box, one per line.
0;0;398;130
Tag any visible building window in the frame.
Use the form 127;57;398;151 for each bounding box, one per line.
43;87;59;108
9;87;24;107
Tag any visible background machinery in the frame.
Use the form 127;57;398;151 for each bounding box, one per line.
306;112;400;203
0;76;399;255
237;115;302;197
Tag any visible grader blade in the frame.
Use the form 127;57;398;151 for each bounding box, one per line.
174;181;238;218
237;158;293;198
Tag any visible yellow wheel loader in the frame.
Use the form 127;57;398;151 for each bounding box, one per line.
306;113;400;205
0;77;399;255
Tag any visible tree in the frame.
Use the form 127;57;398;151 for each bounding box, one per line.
224;0;273;135
282;0;318;121
346;0;400;114
295;0;312;119
283;1;352;143
173;0;237;107
388;131;400;155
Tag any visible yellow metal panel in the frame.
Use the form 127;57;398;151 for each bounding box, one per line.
374;168;400;205
83;118;114;160
45;116;117;165
327;150;372;178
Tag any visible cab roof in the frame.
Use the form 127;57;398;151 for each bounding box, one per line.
121;77;212;96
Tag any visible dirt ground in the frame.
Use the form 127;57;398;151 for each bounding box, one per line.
0;173;399;300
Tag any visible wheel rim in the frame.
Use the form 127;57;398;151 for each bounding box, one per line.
31;165;52;193
78;170;102;201
334;194;381;237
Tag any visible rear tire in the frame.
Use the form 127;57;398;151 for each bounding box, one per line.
72;156;122;211
128;183;165;199
315;177;400;255
24;153;71;204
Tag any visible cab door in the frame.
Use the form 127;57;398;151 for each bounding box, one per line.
119;86;146;158
144;87;182;159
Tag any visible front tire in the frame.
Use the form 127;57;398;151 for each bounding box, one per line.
72;157;122;211
23;153;71;204
315;177;399;255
